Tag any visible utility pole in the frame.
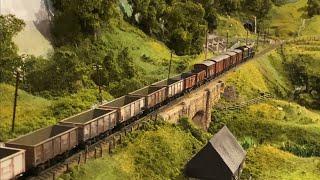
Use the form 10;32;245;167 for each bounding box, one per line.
205;30;208;60
168;51;173;80
246;30;249;45
93;63;103;104
254;16;257;34
12;67;22;133
256;32;260;50
226;30;229;50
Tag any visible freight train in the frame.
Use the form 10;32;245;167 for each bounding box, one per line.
0;45;255;180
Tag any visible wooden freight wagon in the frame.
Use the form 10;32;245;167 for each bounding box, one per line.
191;69;206;85
129;86;166;109
172;73;197;90
100;96;145;123
211;55;230;75
0;147;25;180
152;78;184;98
232;49;243;64
225;51;237;67
59;109;117;143
194;61;216;79
5;125;78;171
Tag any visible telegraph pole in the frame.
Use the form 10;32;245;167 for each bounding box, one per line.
93;63;103;104
256;31;260;50
12;68;22;133
168;51;173;80
246;30;249;45
226;30;229;50
205;30;208;60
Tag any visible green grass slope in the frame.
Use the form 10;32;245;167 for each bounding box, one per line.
211;45;320;179
244;145;320;180
61;121;204;180
0;83;55;141
269;0;307;37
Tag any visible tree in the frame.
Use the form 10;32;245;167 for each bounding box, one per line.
0;15;25;83
244;0;273;19
129;0;167;38
51;0;117;45
164;1;206;55
307;0;320;17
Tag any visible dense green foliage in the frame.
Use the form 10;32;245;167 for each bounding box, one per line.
0;15;25;83
307;0;320;17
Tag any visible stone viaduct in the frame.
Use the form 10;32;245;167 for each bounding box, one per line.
156;79;225;130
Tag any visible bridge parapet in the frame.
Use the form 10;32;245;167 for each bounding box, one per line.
157;80;225;130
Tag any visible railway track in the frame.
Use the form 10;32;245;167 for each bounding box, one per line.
24;43;281;180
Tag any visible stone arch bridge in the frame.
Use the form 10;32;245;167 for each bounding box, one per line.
155;79;225;130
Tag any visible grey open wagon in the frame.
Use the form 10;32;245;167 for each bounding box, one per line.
151;78;184;98
5;125;78;170
0;147;25;179
60;108;117;143
129;86;166;109
100;96;145;124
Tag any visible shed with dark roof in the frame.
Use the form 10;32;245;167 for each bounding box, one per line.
185;126;246;180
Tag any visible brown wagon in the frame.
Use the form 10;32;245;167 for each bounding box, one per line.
100;96;145;124
191;69;206;85
232;49;243;64
129;86;166;109
194;60;216;79
211;55;229;74
0;147;25;179
5;125;78;171
225;51;238;67
171;73;197;90
59;109;117;143
151;78;184;98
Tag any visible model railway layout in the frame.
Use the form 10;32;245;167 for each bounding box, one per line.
0;45;255;180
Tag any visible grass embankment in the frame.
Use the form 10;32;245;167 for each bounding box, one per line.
211;45;320;178
268;0;320;38
0;83;55;141
61;120;206;180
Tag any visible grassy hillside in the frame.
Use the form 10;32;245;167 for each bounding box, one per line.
211;42;320;178
0;83;55;141
268;0;320;38
244;146;320;180
61;121;204;180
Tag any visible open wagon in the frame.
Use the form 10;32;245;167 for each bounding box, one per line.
100;96;145;124
5;125;78;171
129;86;166;110
0;147;25;179
60;108;117;143
151;78;184;99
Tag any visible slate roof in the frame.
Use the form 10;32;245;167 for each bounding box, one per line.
185;126;246;179
209;126;246;174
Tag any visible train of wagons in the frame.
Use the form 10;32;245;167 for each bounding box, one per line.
0;45;255;180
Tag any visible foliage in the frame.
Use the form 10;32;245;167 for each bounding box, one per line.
0;15;25;83
307;0;320;17
51;0;118;45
